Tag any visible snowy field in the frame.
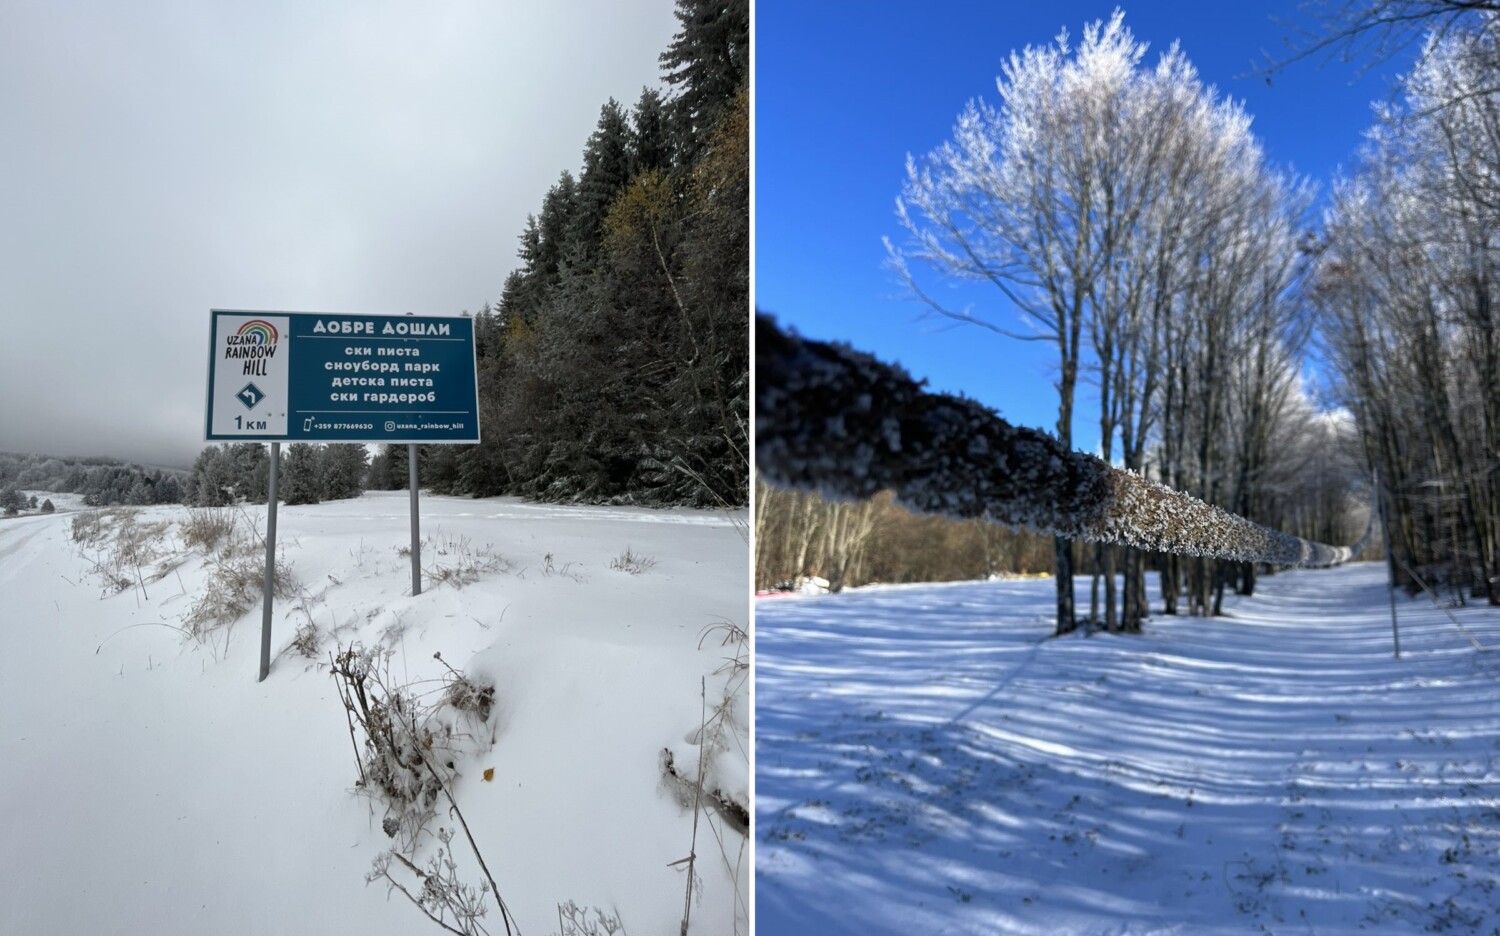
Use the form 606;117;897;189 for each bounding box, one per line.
0;492;748;935
756;563;1500;934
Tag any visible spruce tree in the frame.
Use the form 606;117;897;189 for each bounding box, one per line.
322;444;368;500
659;0;749;158
570;100;635;256
630;86;672;174
188;447;235;506
281;444;324;505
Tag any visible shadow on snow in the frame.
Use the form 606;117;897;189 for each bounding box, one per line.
756;565;1500;935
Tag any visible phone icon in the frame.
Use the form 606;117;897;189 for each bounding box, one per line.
304;417;315;432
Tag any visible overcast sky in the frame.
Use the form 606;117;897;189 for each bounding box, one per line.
0;0;679;467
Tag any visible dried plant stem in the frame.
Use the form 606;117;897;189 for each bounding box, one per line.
680;678;707;936
330;650;368;788
408;716;519;936
378;854;479;936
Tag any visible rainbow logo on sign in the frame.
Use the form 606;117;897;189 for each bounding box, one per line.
236;319;279;346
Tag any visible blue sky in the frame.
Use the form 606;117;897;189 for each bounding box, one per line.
755;1;1415;452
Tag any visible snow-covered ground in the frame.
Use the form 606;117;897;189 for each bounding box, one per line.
756;563;1500;934
0;492;748;935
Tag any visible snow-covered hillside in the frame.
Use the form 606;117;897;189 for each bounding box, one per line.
756;564;1500;934
0;492;748;935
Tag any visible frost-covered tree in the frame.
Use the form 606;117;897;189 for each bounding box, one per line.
226;443;269;504
1276;0;1500;73
1316;15;1500;602
889;12;1312;631
187;447;235;507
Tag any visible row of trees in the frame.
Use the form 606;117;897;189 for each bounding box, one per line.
0;452;185;506
752;407;1366;597
186;443;367;507
759;4;1500;626
1315;11;1500;603
754;481;1053;593
883;12;1365;633
413;0;747;509
0;488;54;516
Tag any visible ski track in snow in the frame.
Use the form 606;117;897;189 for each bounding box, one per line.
0;493;748;936
756;564;1500;935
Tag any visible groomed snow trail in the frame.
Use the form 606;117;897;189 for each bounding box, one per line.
756;563;1500;935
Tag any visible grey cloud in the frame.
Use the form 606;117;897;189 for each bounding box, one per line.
0;0;678;467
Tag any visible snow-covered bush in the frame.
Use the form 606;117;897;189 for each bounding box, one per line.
180;506;234;551
70;510;106;546
609;547;657;575
413;532;509;590
329;644;496;848
185;518;293;639
330;643;519;935
71;508;174;597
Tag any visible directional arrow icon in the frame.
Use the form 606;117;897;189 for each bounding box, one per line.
237;383;266;410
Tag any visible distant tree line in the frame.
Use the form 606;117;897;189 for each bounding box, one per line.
754;481;1055;593
186;442;367;507
0;488;52;517
0;451;185;507
410;0;748;509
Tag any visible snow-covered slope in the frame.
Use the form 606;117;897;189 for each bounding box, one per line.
0;493;747;935
756;563;1500;934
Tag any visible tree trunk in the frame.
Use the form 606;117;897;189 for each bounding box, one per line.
1055;535;1076;635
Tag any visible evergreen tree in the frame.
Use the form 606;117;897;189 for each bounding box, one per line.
40;498;54;514
27;494;38;509
367;446;396;490
228;443;269;503
188;448;235;506
155;476;183;504
126;480;152;505
531;172;578;290
570;100;635;257
322;444;368;500
419;445;461;495
631;86;672;174
415;0;749;507
659;0;749;158
281;444;324;505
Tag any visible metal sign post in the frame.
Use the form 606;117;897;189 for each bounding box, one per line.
259;442;280;682
1375;469;1401;659
409;443;421;596
205;309;479;681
